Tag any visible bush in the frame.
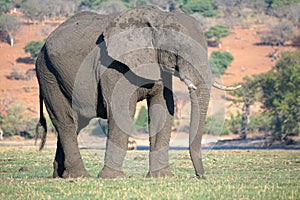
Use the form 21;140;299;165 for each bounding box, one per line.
209;51;234;77
0;102;25;137
182;0;216;17
204;114;230;135
260;21;295;46
6;67;26;80
248;112;272;133
228;112;242;134
24;40;45;61
6;67;36;81
205;25;230;46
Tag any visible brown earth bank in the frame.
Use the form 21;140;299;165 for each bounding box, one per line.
0;18;298;145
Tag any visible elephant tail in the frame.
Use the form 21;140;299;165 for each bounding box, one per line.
213;81;241;91
35;89;47;151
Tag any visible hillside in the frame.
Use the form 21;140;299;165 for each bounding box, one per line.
0;20;296;119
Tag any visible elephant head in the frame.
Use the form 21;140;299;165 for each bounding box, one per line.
103;6;211;177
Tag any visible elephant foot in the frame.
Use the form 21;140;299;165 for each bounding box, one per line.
98;166;125;179
146;167;173;178
61;167;91;178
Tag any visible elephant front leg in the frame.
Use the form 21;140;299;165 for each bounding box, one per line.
98;97;136;179
147;88;174;178
98;118;131;179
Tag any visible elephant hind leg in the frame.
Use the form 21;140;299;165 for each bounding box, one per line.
53;137;64;178
47;103;90;178
40;76;90;178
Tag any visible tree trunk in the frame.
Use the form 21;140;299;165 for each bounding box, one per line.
240;99;250;140
7;33;14;46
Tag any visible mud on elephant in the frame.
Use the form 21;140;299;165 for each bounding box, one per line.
35;6;239;178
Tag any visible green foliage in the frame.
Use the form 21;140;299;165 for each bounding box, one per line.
24;40;45;61
209;51;233;77
23;118;39;139
79;0;107;10
229;75;262;104
260;50;300;138
0;102;25;136
206;111;273;135
0;0;14;13
134;105;148;132
182;0;216;17
248;112;272;133
227;112;242;134
205;25;230;46
265;0;300;8
204;114;229;135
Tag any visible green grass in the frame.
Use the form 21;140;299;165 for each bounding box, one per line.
0;149;299;200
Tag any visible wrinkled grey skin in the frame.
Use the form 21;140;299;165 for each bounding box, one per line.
36;6;230;178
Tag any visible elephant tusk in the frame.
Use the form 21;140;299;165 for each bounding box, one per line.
188;83;197;90
182;78;197;90
213;82;241;91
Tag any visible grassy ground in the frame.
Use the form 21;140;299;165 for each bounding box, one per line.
0;148;299;200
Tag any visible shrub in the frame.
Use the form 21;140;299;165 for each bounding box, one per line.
0;102;25;137
228;112;242;134
182;0;216;17
205;25;230;46
248;112;272;133
204;114;230;135
209;51;234;77
260;21;295;46
24;40;45;61
6;67;26;80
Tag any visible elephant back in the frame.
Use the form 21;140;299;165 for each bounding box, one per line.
44;12;114;87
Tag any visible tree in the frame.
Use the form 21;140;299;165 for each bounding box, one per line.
260;50;300;140
0;14;20;46
95;0;127;15
209;51;233;77
21;0;77;22
24;40;45;61
229;76;262;139
265;0;300;9
204;25;230;46
0;0;14;14
78;0;107;10
182;0;216;17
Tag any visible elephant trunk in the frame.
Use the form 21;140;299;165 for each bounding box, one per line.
188;85;210;178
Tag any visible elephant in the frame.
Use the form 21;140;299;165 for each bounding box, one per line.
35;6;240;179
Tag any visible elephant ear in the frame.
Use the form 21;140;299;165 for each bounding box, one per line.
104;6;208;80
